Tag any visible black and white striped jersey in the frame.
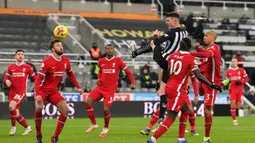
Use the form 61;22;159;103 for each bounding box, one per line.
154;27;188;60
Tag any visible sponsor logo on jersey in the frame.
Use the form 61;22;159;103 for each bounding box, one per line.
53;71;65;77
103;69;115;73
12;72;25;77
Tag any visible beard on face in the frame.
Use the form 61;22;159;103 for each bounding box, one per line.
54;48;63;56
17;59;23;62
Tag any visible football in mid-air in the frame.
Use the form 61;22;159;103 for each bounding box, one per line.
53;25;68;39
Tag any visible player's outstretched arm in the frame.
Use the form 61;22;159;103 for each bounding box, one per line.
194;42;205;52
190;50;214;58
193;69;222;92
124;67;136;89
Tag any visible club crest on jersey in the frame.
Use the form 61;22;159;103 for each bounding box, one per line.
112;63;115;67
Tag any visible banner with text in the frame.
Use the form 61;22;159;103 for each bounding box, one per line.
0;101;231;119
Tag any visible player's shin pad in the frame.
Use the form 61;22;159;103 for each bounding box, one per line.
159;95;167;119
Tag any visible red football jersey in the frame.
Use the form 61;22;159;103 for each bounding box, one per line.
166;51;198;94
98;56;128;91
37;55;72;92
199;44;221;83
226;67;248;90
3;63;36;93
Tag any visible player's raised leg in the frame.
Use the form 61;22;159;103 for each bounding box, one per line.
9;100;17;136
50;100;69;143
34;96;44;143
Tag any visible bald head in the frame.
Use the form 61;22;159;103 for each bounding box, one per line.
203;31;217;46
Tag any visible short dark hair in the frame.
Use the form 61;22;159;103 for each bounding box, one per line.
15;49;24;55
166;12;180;19
49;39;62;51
105;43;114;48
180;38;191;51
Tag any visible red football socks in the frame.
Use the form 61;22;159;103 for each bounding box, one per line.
10;110;17;127
104;111;111;128
53;114;67;137
153;117;175;140
35;111;42;136
230;108;236;120
205;114;212;137
17;114;29;128
179;112;188;138
86;105;96;125
189;111;196;130
148;109;160;129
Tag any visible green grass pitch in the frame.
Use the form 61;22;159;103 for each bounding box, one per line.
0;117;254;143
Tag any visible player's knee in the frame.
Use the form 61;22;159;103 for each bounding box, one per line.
231;104;236;108
103;106;110;112
86;97;93;105
158;89;164;96
167;110;178;120
36;96;43;104
160;95;167;104
204;107;211;116
9;105;15;111
62;106;70;117
9;101;16;111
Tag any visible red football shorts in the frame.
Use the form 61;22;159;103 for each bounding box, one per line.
88;86;115;107
165;87;190;113
229;89;243;102
201;83;218;106
36;90;64;106
9;90;26;109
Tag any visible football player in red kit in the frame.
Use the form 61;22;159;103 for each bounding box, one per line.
140;71;199;136
147;38;221;143
85;44;135;137
190;31;222;143
226;58;248;125
3;50;36;136
34;39;83;143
